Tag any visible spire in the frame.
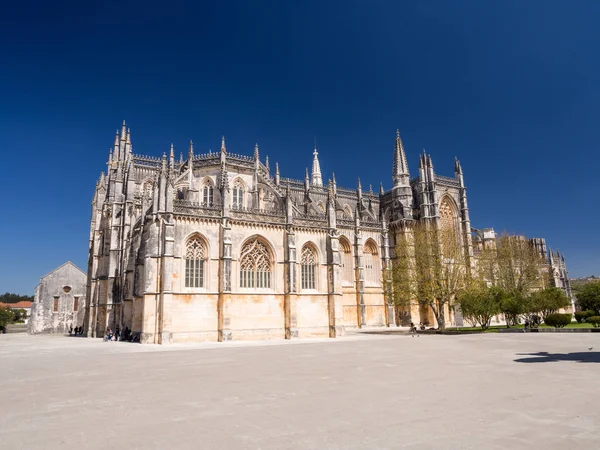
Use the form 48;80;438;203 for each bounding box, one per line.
254;143;259;161
188;140;194;158
311;146;323;186
369;184;373;195
161;152;167;173
179;152;183;165
275;162;280;185
265;155;270;173
169;143;175;167
393;129;409;187
304;167;310;191
357;177;362;191
120;120;127;143
221;136;226;153
380;182;384;195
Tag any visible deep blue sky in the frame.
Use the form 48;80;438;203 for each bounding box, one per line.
1;0;598;294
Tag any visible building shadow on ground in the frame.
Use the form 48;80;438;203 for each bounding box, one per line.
514;351;600;364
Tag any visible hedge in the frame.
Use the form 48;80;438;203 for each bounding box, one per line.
575;311;587;323
544;313;572;328
586;316;600;328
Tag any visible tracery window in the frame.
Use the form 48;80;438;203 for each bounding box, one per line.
202;181;214;207
439;196;459;253
340;237;354;284
363;240;381;285
240;238;272;288
301;245;317;290
233;180;244;209
185;236;206;288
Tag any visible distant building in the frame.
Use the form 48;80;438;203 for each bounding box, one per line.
29;262;86;334
0;301;32;324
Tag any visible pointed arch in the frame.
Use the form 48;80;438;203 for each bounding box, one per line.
232;178;245;209
239;236;273;289
439;194;460;250
300;243;318;290
184;234;208;288
202;177;215;207
339;236;354;284
363;238;381;285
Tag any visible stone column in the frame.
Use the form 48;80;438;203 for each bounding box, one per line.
327;230;343;337
284;229;297;339
218;217;233;341
158;216;174;344
354;218;366;327
381;220;394;327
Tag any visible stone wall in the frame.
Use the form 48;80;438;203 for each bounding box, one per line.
29;262;87;334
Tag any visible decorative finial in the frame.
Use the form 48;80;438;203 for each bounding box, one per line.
275;162;280;175
380;182;384;195
221;136;226;153
357;177;362;190
265;155;270;172
169;143;174;159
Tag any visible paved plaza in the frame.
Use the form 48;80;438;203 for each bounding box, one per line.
1;332;599;449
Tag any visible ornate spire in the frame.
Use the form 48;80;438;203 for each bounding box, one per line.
393;129;409;187
120;120;127;142
179;152;183;165
265;155;270;173
169;143;175;167
221;136;226;153
454;157;462;175
188;140;194;158
254;143;259;161
380;182;384;195
311;147;323;186
357;177;362;190
275;162;280;185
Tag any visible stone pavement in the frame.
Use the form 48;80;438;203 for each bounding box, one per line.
0;332;599;449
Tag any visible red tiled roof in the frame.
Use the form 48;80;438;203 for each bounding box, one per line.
0;301;32;309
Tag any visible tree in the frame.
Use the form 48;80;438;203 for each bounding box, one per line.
527;287;570;320
392;221;472;330
0;306;15;329
575;281;600;314
477;234;547;327
0;292;34;304
458;285;504;329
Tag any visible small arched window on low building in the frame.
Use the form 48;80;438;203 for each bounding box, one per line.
300;244;318;290
185;235;207;288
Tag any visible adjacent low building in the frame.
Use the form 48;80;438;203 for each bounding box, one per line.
29;262;87;334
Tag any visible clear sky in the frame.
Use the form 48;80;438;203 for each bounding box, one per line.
1;0;598;294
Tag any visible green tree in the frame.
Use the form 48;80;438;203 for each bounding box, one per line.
575;281;600;314
458;285;504;329
392;222;472;330
0;306;15;329
528;288;570;320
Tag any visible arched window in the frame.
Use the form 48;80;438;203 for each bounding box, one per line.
233;180;244;209
240;238;272;288
363;240;381;285
301;245;317;290
339;237;354;284
185;236;206;288
439;196;459;254
202;180;214;207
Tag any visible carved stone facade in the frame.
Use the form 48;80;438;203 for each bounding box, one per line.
84;123;571;343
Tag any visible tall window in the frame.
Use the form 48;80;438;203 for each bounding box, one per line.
233;180;244;209
301;245;317;289
73;297;79;312
202;181;214;207
439;196;459;254
340;237;354;284
363;240;381;284
53;297;59;312
185;236;206;288
240;238;271;288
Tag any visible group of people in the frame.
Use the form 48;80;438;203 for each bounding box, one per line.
68;325;84;336
409;322;427;336
104;326;137;342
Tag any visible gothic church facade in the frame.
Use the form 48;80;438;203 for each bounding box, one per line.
84;122;569;343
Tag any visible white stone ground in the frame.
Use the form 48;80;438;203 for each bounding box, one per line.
1;331;599;450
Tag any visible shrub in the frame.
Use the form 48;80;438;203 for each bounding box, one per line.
544;313;572;328
575;311;588;323
587;316;600;328
585;310;597;318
